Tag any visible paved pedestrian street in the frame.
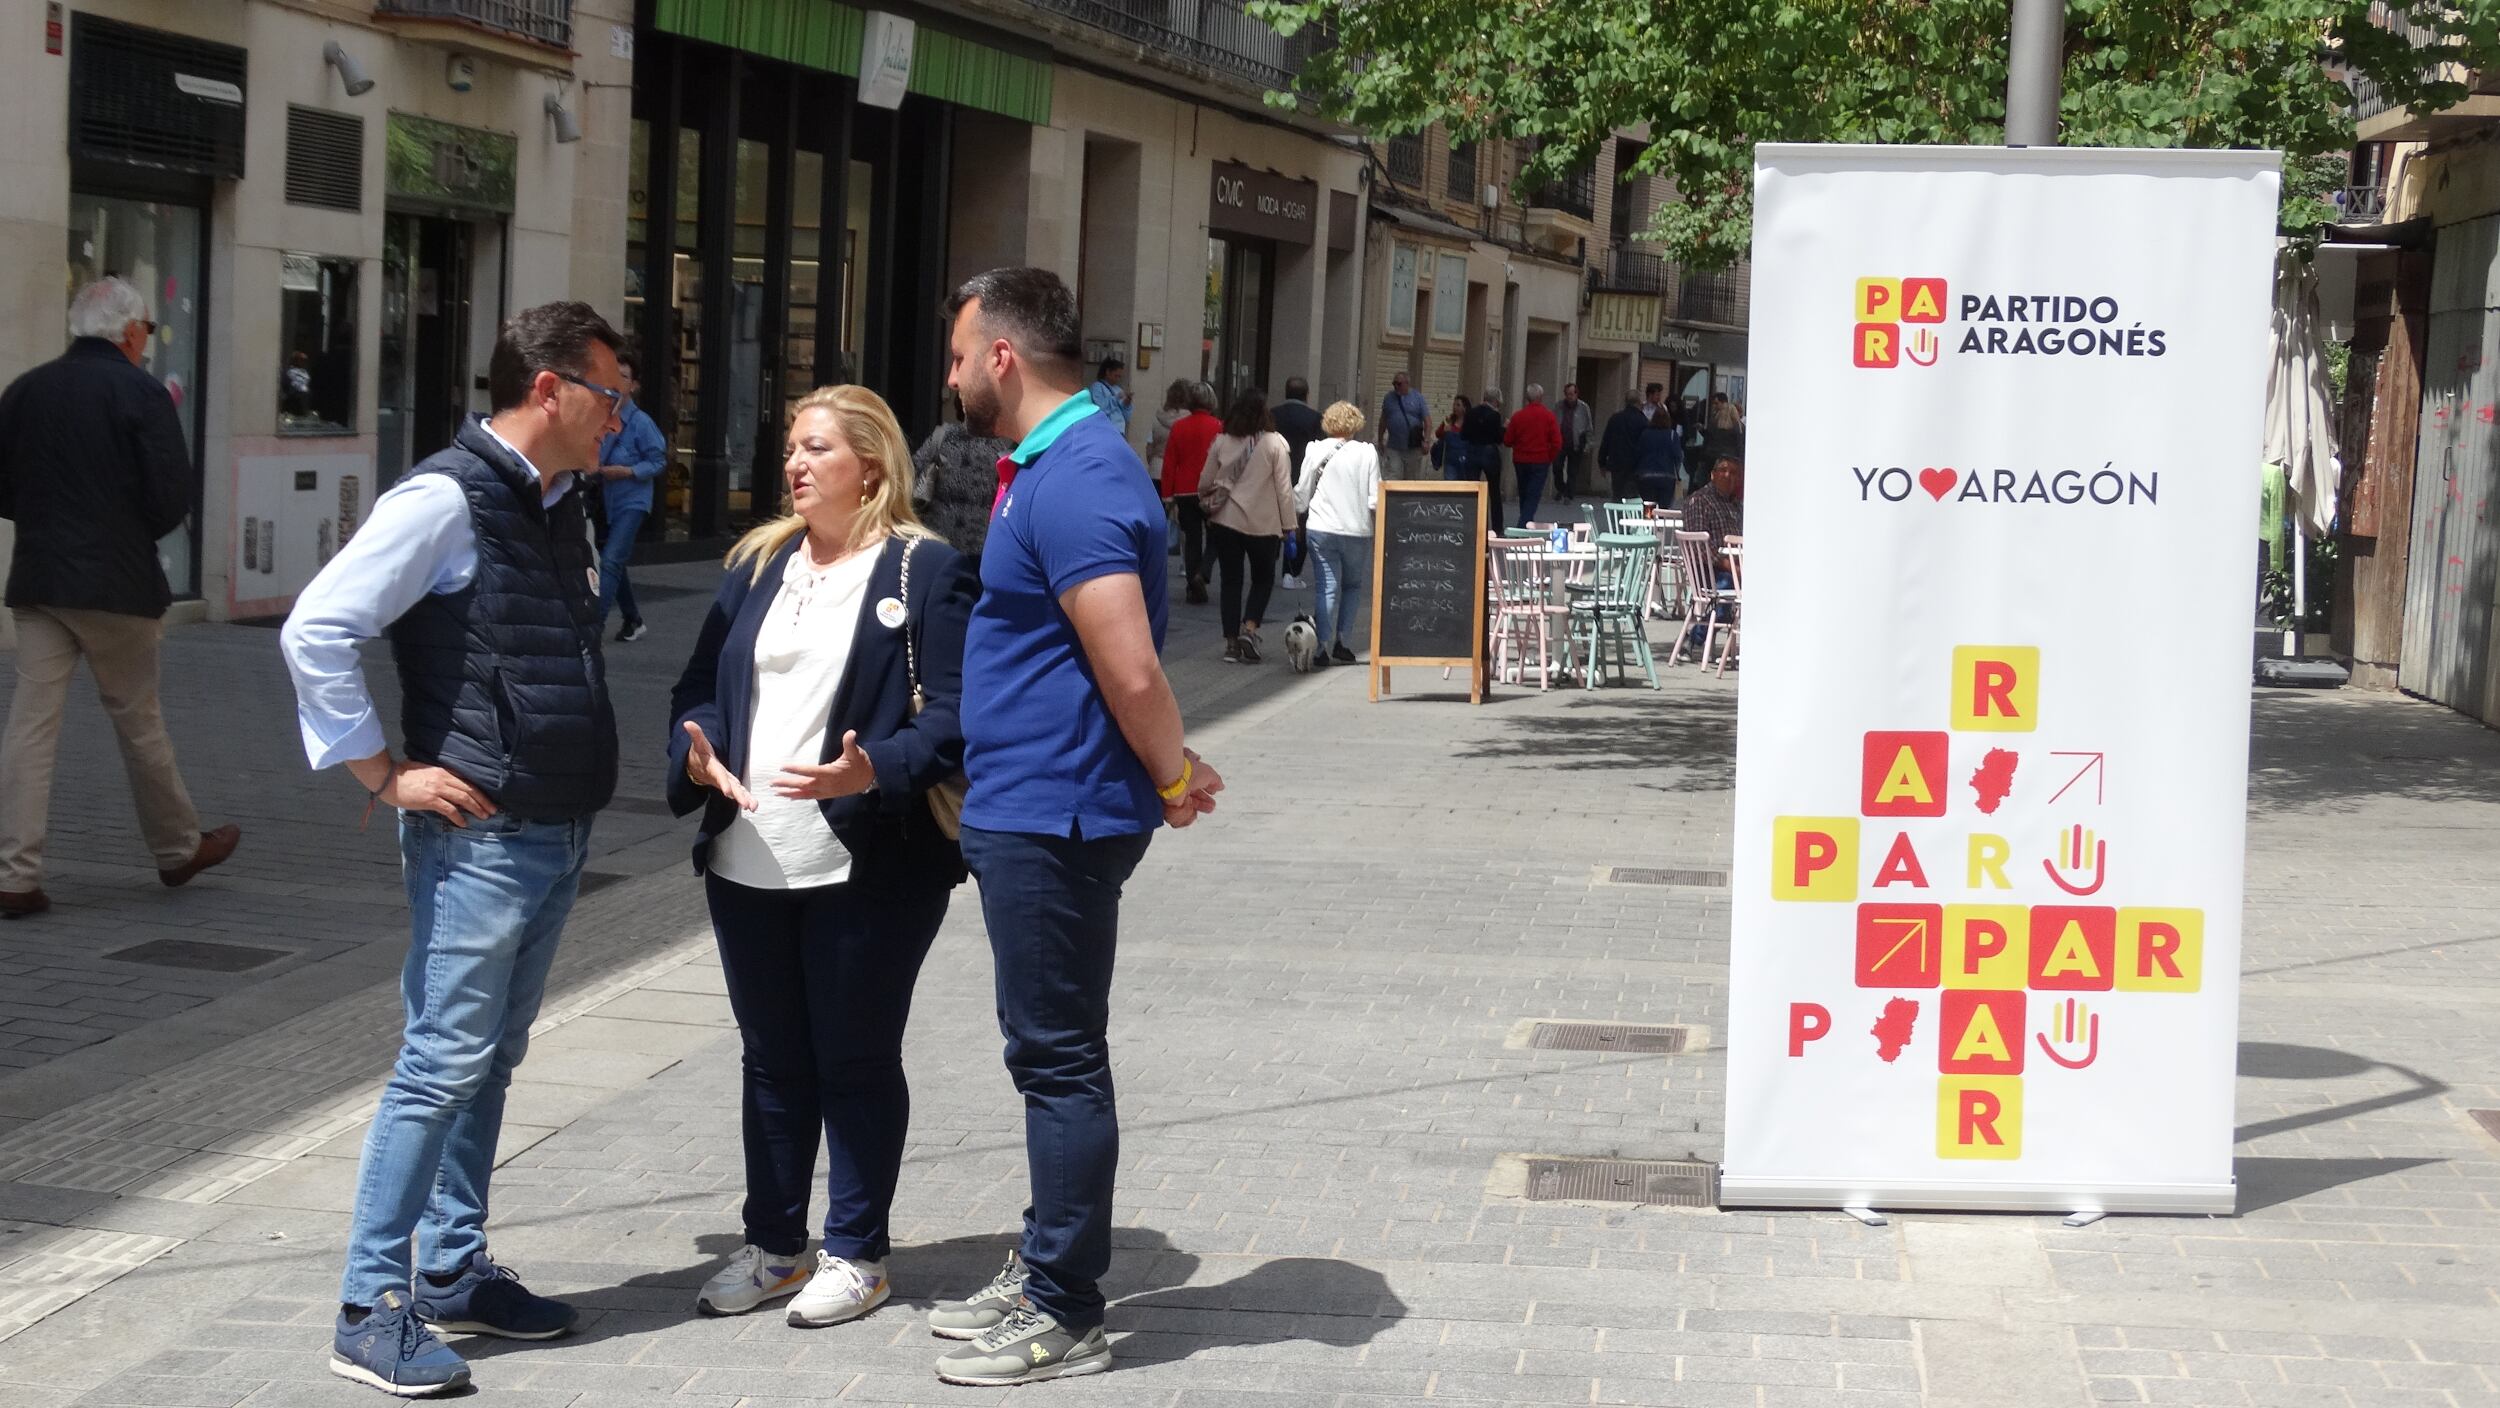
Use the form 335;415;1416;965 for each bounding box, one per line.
2;562;2499;1408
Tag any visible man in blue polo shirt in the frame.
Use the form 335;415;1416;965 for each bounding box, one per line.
926;267;1224;1388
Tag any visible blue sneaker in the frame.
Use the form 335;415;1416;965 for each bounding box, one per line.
413;1252;577;1340
330;1290;470;1397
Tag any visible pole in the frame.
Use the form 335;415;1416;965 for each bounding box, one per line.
2005;0;2062;146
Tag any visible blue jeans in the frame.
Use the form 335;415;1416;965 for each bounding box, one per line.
1308;530;1371;652
1441;442;1472;481
599;506;644;628
341;811;592;1306
959;824;1154;1331
1686;569;1735;652
704;872;950;1260
1514;461;1550;527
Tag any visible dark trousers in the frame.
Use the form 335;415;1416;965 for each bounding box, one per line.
704;872;950;1261
598;506;644;628
1476;447;1507;523
1205;522;1279;639
1175;496;1209;586
960;825;1153;1331
1514;461;1551;528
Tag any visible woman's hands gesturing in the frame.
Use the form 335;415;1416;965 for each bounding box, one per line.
681;721;757;812
775;730;877;801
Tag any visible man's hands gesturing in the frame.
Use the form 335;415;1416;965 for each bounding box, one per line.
682;721;758;811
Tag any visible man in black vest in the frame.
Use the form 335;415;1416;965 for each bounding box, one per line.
280;303;624;1397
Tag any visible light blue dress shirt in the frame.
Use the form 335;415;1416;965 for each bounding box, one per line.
279;421;575;771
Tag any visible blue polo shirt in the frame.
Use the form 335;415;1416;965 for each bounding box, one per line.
962;396;1170;838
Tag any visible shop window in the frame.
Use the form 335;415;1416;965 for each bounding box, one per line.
1386;244;1418;335
1432;253;1469;339
279;252;359;434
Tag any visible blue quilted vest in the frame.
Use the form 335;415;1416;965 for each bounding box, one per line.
387;420;618;819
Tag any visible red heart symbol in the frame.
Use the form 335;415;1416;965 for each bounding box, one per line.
1919;466;1957;501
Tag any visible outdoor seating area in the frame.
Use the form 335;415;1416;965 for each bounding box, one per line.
1481;500;1739;690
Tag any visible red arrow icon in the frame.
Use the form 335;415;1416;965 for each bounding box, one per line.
2048;751;2105;806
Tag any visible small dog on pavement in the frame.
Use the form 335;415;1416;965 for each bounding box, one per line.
1283;614;1322;673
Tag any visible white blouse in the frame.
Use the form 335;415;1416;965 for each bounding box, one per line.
708;543;881;890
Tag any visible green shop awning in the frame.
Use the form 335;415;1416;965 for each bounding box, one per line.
653;0;1051;125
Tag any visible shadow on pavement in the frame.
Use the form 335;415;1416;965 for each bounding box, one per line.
1114;1255;1405;1361
2247;691;2500;812
2233;1155;2445;1216
1455;691;1736;790
2231;1040;2452;1211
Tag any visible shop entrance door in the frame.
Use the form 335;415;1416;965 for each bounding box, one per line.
1204;235;1274;407
2400;225;2500;715
379;213;476;487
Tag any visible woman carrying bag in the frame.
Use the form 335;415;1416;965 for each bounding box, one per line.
1202;386;1296;664
1293;400;1383;666
667;384;978;1329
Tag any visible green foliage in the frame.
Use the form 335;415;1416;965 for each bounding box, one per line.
1251;0;2500;268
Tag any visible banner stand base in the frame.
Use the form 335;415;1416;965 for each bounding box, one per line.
1719;1176;2237;1217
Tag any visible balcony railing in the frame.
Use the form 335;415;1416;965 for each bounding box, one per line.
373;0;571;50
1386;132;1425;190
2336;183;2390;223
1592;242;1669;294
1671;266;1750;327
1029;0;1318;92
1528;167;1595;222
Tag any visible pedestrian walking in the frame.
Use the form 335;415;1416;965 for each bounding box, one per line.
1376;371;1430;479
1637;408;1686;506
0;276;239;920
1599;393;1648;501
1556;382;1593;497
1434;395;1472;480
278;302;628;1397
910;419;1012;574
1085;355;1132;436
1503;383;1563;528
1161;382;1222;604
1462;389;1508;524
931;266;1224;1387
1143;377;1193;492
1271;375;1324;474
1202;387;1296;664
595;350;666;643
1293;401;1381;666
669;384;978;1329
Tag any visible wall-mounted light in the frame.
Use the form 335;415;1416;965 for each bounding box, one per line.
544;90;581;144
323;40;374;97
446;55;475;92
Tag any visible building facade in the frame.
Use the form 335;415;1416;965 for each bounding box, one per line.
0;0;626;643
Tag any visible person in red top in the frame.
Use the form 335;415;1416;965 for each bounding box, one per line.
1502;384;1564;528
1160;381;1223;604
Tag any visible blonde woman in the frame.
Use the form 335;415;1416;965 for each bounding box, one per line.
666;384;978;1328
1292;401;1383;665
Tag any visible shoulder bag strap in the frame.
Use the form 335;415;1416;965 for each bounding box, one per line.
899;539;925;713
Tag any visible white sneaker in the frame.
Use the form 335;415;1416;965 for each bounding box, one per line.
695;1243;811;1317
788;1250;890;1327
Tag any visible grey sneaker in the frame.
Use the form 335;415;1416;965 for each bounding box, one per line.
926;1250;1024;1341
933;1302;1110;1386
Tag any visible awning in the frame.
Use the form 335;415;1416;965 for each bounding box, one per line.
1369;200;1477;245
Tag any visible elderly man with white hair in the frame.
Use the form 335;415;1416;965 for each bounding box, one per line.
0;277;240;919
1502;381;1563;528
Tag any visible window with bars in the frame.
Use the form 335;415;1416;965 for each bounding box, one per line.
1446;140;1477;203
1386;133;1425;189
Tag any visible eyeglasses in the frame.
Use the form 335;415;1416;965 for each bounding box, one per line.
553;370;625;408
139;321;158;336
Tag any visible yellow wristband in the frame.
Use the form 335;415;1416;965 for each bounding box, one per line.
1155;756;1194;804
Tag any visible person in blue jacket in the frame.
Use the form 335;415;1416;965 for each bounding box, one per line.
1634;408;1685;506
596;351;669;641
667;382;978;1329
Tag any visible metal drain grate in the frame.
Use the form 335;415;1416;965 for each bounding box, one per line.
1529;1021;1690;1053
103;939;286;973
1525;1157;1717;1207
1607;867;1727;887
2471;1110;2500;1145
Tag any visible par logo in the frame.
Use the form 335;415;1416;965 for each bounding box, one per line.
1853;277;1948;369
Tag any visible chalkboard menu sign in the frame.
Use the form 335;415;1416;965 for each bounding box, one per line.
1369;481;1488;703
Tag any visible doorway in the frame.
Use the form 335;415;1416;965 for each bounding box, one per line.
379;213;478;488
66;188;205;597
1204;234;1274;407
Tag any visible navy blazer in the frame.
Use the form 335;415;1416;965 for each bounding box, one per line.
667;532;978;890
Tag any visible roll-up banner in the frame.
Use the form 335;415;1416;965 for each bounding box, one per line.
1722;145;2279;1214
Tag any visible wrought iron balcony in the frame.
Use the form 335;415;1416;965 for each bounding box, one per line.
373;0;571;51
1591;242;1669;294
1028;0;1319;93
1671;265;1750;328
2347;6;2500;139
1527;167;1595;222
2336;183;2390;223
1386;132;1426;190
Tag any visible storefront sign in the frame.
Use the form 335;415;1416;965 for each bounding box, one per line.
1586;291;1658;345
1209;161;1317;246
1721;145;2279;1215
859;12;915;110
385;112;516;216
1329;189;1358;253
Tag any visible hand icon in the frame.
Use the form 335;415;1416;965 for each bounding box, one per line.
2041;823;2107;896
2035;997;2100;1069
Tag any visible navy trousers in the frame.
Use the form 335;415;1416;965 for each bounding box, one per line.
959;825;1153;1331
